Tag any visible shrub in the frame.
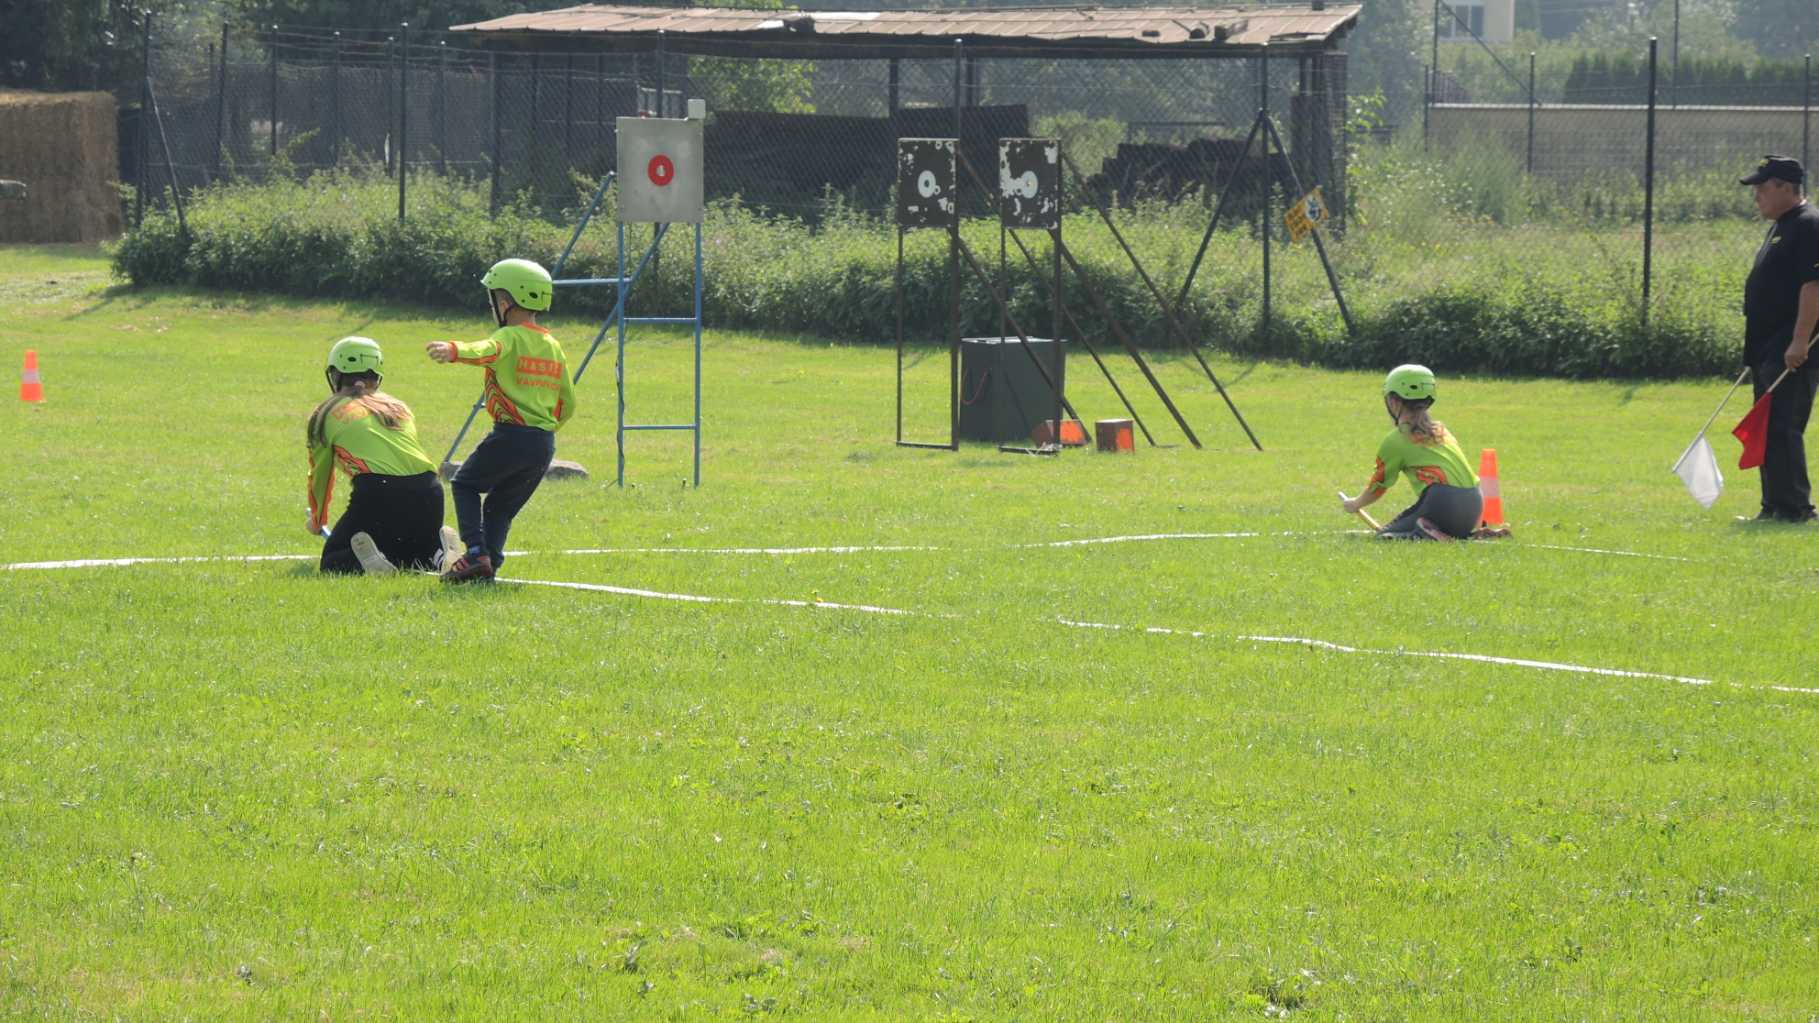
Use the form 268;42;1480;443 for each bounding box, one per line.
114;166;1753;379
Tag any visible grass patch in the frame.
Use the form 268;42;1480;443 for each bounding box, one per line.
2;247;1817;1019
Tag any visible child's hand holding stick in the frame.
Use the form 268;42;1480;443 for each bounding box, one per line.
1338;490;1381;531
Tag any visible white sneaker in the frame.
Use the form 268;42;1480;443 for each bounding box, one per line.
349;531;397;575
435;526;463;573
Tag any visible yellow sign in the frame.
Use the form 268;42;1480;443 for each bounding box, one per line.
1283;186;1329;242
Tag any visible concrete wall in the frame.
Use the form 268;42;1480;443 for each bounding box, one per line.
1430;103;1812;180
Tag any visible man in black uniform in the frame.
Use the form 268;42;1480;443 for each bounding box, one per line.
1741;155;1819;522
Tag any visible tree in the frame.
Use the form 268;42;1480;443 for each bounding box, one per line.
1731;0;1815;59
0;0;206;93
1343;0;1428;130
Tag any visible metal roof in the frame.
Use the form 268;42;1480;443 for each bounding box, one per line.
449;5;1361;58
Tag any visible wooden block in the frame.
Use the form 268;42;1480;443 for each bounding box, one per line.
1095;418;1134;453
1031;418;1087;447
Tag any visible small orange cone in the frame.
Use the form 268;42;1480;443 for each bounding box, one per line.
19;349;43;403
1479;447;1504;527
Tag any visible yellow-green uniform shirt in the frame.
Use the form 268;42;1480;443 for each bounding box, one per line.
443;323;576;432
1367;424;1479;497
306;395;436;531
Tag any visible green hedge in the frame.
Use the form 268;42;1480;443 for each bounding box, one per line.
1565;54;1811;105
114;168;1753;379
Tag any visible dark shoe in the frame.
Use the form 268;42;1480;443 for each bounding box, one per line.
1415;517;1455;542
442;552;495;584
1776;509;1818;524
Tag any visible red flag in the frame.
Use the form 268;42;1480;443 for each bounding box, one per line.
1732;391;1773;470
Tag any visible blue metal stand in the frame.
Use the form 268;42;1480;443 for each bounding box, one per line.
437;170;704;489
441;172;626;469
612;218;704;487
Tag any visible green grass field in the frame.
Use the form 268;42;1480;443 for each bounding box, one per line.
2;244;1816;1020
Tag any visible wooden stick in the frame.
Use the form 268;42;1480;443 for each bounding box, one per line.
1338;490;1381;531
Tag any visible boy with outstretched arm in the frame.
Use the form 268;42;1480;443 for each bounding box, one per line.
427;258;576;582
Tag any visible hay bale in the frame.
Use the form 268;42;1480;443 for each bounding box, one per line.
0;90;123;243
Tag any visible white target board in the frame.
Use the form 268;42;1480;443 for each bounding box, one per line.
896;138;957;229
616;117;704;224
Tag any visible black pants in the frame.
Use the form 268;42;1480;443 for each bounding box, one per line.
1753;356;1819;518
1380;483;1484;540
321;471;445;574
451;423;555;568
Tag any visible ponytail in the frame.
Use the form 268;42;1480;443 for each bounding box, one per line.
309;371;409;446
1398;398;1445;444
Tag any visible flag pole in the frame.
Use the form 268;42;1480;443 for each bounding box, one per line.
1693;368;1751;439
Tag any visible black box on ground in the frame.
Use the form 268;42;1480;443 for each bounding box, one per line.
958;336;1068;443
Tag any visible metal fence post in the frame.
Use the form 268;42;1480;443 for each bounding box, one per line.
1260;46;1271;336
1426;0;1440;149
953;39;962;141
1526;51;1536;175
1670;0;1680;109
213;22;228;182
331;32;341;167
398;22;409;221
268;25;278;158
1422;65;1431;150
1805;54;1812;174
438;41;449;175
137;9;151;224
1642;37;1658;328
489;52;501;216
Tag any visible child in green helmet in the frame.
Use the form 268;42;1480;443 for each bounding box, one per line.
427;258;576;583
307;336;459;574
1341;364;1483;541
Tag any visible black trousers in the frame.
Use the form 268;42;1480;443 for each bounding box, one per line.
1752;356;1819;517
451;423;555;568
1380;483;1485;540
321;471;445;574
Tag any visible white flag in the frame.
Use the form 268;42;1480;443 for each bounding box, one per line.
1672;434;1723;508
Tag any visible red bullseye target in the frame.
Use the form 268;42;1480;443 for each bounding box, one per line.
647;154;675;187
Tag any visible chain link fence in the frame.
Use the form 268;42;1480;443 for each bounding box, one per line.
120;8;1815;349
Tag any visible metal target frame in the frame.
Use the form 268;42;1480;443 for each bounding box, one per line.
893;137;960;451
440;115;707;487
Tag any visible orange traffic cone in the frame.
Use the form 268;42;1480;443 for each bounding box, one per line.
19;349;43;403
1479;447;1504;527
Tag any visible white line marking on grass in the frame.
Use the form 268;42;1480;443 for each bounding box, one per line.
1058;617;1717;687
1527;543;1696;563
3;554;314;570
509;577;919;616
3;550;1793;695
0;531;1709;573
521;576;1783;697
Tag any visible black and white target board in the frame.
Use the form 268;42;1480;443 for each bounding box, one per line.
616;116;704;224
998;138;1059;230
896;138;957;229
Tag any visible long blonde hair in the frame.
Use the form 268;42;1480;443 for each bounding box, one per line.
1393;396;1446;444
309;373;410;446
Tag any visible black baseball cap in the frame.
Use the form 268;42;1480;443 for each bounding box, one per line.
1740;155;1804;186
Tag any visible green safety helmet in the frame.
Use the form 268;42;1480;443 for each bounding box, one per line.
327;336;385;376
481;258;553;312
1383;363;1437;402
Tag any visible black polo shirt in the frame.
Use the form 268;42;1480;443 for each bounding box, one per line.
1744;200;1819;363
